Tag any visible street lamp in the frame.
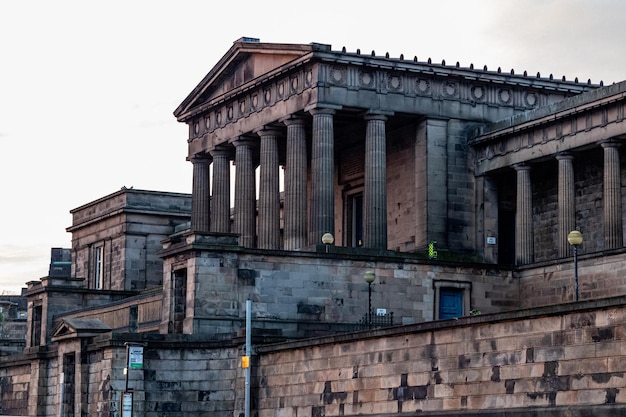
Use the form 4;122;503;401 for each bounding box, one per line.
321;233;334;253
364;270;376;327
567;230;583;301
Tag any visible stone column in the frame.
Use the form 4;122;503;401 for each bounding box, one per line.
602;141;623;249
190;153;211;233
257;127;282;249
282;116;308;250
515;164;533;265
363;113;388;249
557;153;576;258
308;107;336;245
233;137;257;248
210;146;232;233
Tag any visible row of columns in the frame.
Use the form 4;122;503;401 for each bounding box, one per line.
515;140;623;265
189;108;390;251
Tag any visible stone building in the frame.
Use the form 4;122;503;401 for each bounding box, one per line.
1;38;626;416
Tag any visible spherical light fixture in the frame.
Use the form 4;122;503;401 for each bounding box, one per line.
321;233;334;245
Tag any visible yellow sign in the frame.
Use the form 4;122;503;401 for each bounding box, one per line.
241;356;249;368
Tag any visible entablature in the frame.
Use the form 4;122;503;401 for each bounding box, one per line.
470;81;626;174
181;44;600;156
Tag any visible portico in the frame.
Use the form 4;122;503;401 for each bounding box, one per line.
174;38;595;259
471;81;626;264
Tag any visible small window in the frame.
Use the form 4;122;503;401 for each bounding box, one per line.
345;192;364;247
171;269;187;334
62;352;76;417
31;305;42;347
93;246;104;289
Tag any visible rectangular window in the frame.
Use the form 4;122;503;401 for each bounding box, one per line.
31;305;42;347
172;269;187;334
61;353;76;417
345;191;364;247
93;246;104;289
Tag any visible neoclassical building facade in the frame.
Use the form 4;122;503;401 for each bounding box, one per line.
3;38;626;417
173;37;610;262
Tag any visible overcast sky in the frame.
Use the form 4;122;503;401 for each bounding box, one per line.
1;0;625;293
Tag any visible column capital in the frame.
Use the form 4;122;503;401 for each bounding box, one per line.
556;152;574;161
254;125;283;137
280;114;308;126
363;110;393;121
601;140;621;149
513;163;531;172
305;104;340;116
209;144;233;159
188;152;211;164
231;135;258;148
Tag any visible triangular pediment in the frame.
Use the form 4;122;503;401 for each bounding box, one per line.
51;317;111;341
174;38;324;121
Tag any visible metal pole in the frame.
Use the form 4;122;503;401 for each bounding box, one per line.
368;282;372;328
574;246;579;301
245;299;251;417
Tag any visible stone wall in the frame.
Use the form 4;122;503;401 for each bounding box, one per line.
161;237;518;338
2;296;626;416
0;360;29;416
253;296;626;417
519;250;626;307
141;343;240;416
0;335;242;417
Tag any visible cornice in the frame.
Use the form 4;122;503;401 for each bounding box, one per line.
183;50;599;149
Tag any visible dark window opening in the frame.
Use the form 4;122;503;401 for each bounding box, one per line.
31;305;42;347
172;269;187;334
61;352;76;417
346;193;363;247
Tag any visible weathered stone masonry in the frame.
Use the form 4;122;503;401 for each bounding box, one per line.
252;296;626;417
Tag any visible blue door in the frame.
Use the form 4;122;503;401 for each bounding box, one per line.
439;288;463;319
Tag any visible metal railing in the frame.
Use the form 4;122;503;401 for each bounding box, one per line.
355;311;394;331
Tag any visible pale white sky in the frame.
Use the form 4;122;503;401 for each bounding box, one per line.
1;0;625;293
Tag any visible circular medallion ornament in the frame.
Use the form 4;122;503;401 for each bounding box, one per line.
305;69;313;86
498;89;512;104
524;92;538;107
360;71;374;88
205;116;210;129
278;82;284;98
416;79;431;94
443;81;457;97
194;122;199;134
330;67;345;84
388;75;402;91
239;100;246;114
264;89;271;104
227;106;233;121
216;111;222;126
251;94;258;110
291;76;298;92
471;85;484;101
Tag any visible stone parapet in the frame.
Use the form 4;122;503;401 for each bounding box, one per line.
253;295;626;416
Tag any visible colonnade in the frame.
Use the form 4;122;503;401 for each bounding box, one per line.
515;140;623;265
189;108;390;251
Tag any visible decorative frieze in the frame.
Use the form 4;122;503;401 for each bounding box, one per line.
188;60;573;144
473;99;626;174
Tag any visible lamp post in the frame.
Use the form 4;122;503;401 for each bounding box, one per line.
364;270;376;327
321;233;334;253
567;230;583;301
